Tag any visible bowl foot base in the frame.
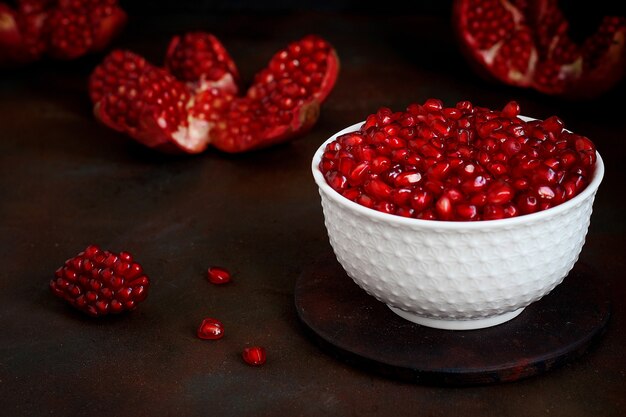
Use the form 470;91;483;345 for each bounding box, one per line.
295;253;610;385
388;306;524;330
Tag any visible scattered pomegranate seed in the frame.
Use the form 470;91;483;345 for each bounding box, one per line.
242;346;266;366
319;99;597;221
197;318;225;340
207;266;231;285
49;245;149;317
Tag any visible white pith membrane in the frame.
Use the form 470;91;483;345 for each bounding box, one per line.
195;72;237;94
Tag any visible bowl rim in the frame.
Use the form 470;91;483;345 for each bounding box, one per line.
312;119;605;230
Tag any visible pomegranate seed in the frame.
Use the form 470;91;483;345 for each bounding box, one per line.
456;203;478;220
375;201;396;214
338;157;355;176
502;101;520;118
427;161;451;180
483;204;505;220
207;266;231;285
342;188;360;201
411;190;433;212
517;194;539;214
394;171;422;187
365;179;393;201
242;346;266;366
371;156;391;174
348;161;370;186
503;204;518;218
542;116;564;135
356;193;375;208
396;207;415;217
486;181;514;204
197;318;225;340
532;164;558;185
435;195;453;220
423;98;443;112
325;171;348;192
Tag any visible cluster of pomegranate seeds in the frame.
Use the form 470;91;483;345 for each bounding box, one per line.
197;318;225;340
207;266;231;285
242;346;267;366
319;99;597;221
50;245;149;317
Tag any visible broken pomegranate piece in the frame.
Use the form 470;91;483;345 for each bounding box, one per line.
453;0;626;97
89;34;339;154
50;245;149;317
319;99;597;221
89;50;212;153
46;0;127;60
0;0;126;66
206;34;339;152
0;1;47;65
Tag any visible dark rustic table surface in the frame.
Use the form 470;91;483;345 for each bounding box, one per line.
1;9;625;417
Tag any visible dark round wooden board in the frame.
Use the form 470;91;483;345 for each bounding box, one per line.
295;253;610;386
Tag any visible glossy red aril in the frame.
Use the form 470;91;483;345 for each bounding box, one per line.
197;318;225;340
1;0;126;66
242;346;266;366
453;0;626;98
319;99;597;221
207;266;231;285
49;245;149;317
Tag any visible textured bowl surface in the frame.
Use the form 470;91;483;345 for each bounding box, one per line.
312;121;604;330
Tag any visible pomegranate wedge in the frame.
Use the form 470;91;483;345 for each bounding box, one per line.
206;35;339;152
453;0;626;98
0;0;126;66
89;50;211;153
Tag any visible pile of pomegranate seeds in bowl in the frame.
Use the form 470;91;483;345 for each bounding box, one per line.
318;99;598;221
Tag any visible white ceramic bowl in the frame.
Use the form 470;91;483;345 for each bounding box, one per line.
312;121;604;330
